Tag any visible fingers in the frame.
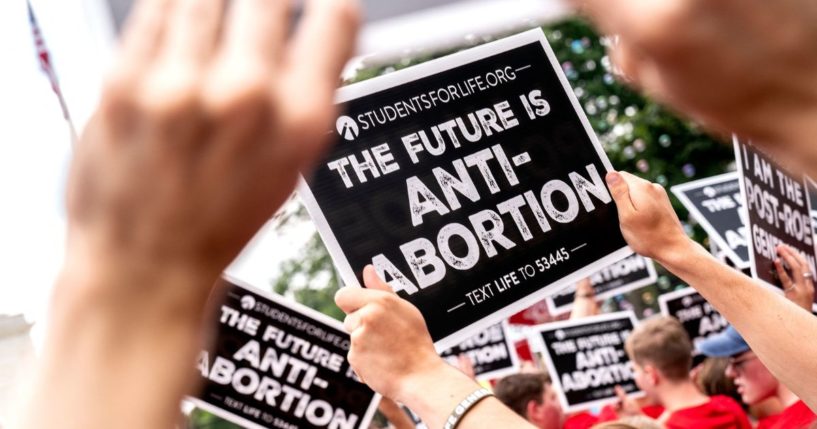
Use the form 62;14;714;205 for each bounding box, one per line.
572;0;629;36
116;0;175;75
343;312;361;332
775;245;815;310
576;278;594;296
221;0;292;68
778;244;815;290
775;258;793;290
457;354;476;379
335;266;395;314
606;171;636;216
779;245;806;272
778;245;805;281
281;0;360;104
609;41;643;88
163;0;226;66
614;385;628;401
335;287;379;314
363;265;395;293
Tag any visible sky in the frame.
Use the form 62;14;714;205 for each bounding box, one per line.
0;0;72;344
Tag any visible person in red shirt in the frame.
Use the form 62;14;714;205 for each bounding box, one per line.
493;372;565;429
696;246;816;429
621;316;752;429
697;326;816;429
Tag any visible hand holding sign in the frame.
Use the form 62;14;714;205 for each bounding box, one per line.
336;266;442;400
607;171;689;262
775;244;815;311
570;278;600;320
336;267;534;429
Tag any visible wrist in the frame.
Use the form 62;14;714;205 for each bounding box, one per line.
394;356;485;429
55;233;222;328
652;234;699;270
394;354;454;404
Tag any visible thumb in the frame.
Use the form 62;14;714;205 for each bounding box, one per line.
606;171;635;214
606;171;630;203
615;385;628;402
363;265;395;293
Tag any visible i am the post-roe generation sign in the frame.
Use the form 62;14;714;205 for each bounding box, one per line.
299;29;629;347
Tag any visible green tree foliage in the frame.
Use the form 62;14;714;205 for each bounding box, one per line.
272;222;345;322
186;409;242;429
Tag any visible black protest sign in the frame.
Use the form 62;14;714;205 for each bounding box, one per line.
189;279;379;429
659;288;727;358
671;173;750;269
546;254;657;315
807;178;817;239
439;322;520;380
299;29;629;347
531;312;641;412
734;138;817;290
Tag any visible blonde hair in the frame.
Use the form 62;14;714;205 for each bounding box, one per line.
625;316;693;381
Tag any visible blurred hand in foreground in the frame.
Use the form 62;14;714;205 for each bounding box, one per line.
575;0;817;166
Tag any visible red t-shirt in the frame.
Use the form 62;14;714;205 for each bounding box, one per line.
563;412;599;429
665;395;752;429
756;400;816;429
596;404;665;422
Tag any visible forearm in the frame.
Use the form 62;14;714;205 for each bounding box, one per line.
396;359;535;429
376;398;417;429
657;239;817;409
20;253;218;429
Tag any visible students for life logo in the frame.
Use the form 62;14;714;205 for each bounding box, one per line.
240;295;256;310
336;116;360;141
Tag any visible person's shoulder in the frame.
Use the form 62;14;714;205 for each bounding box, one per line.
776;400;817;428
667;395;750;429
707;395;752;427
564;411;599;429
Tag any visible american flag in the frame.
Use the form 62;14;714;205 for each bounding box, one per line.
27;0;72;124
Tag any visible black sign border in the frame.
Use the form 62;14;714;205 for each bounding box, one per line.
529;311;643;412
297;28;632;349
439;321;521;381
545;255;658;315
185;276;382;429
671;172;751;269
733;136;817;293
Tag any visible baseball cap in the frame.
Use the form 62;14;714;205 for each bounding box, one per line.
696;325;750;357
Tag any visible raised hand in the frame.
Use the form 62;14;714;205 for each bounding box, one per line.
605;171;689;262
574;0;817;156
775;244;816;311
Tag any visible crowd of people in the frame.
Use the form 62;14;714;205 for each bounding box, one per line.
388;251;815;429
12;0;817;428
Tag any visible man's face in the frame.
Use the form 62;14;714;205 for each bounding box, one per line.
528;383;564;429
632;361;657;399
726;351;778;405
